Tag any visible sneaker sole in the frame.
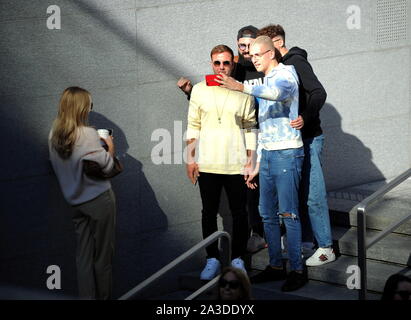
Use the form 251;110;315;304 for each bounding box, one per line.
305;256;336;267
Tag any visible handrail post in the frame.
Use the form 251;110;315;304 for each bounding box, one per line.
220;232;232;269
357;206;367;300
354;168;411;300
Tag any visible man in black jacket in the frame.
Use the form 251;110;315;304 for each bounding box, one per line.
177;26;267;255
258;24;336;266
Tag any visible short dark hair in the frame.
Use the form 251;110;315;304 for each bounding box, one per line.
258;24;286;43
210;45;234;60
237;25;259;40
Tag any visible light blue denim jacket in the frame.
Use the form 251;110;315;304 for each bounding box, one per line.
243;63;303;162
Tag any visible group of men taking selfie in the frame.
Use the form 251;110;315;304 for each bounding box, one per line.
177;24;335;292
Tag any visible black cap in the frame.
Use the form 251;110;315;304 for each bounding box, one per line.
237;25;259;40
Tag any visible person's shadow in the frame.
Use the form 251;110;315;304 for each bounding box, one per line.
319;103;386;252
86;112;169;297
321;103;386;193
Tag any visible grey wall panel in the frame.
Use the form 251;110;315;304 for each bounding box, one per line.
0;0;135;22
323;115;409;190
136;0;200;10
132;80;190;160
135;0;395;86
139;158;202;227
316;47;410;189
0;93;60;180
308;47;410;124
0;7;137;98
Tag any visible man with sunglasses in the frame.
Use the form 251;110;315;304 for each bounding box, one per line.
257;24;335;267
186;45;257;280
216;36;307;292
177;26;267;255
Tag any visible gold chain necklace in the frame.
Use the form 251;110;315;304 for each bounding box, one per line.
212;86;230;124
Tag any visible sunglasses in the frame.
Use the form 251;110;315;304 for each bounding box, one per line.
395;290;411;300
219;278;240;289
213;60;231;66
238;43;250;51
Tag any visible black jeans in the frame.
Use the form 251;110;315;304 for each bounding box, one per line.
246;175;264;237
198;172;248;259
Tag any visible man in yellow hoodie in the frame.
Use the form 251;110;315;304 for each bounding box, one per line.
186;44;257;280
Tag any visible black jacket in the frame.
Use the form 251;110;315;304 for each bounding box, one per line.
232;55;265;128
281;47;327;139
233;54;265;84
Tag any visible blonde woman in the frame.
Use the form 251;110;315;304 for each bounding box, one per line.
217;266;252;300
49;86;116;300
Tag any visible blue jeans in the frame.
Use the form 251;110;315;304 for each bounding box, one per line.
300;135;332;248
258;147;304;271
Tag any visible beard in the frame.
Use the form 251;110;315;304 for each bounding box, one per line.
238;52;254;68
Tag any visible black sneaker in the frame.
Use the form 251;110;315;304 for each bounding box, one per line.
250;265;286;283
281;271;307;292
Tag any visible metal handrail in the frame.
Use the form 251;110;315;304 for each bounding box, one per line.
185;275;220;300
118;231;231;300
356;168;411;300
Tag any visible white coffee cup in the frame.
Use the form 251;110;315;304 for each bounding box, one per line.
97;129;110;139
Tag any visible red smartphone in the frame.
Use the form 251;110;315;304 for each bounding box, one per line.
206;74;221;86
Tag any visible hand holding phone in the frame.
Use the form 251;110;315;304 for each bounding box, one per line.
206;74;221;86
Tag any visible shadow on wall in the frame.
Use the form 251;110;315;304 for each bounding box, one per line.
321;103;386;191
0;1;212;299
0;106;170;299
87;112;169;297
72;1;183;78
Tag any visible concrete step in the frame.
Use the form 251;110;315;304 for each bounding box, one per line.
250;278;380;300
307;256;411;293
333;226;411;266
328;180;411;235
329;203;411;235
177;269;381;300
252;249;411;293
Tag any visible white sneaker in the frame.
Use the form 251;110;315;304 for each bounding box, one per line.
247;233;266;253
231;257;247;273
200;258;221;280
305;247;336;266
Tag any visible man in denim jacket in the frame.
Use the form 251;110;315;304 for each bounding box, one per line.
216;36;307;292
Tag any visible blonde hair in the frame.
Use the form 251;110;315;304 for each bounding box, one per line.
252;35;274;49
51;86;92;159
218;266;252;300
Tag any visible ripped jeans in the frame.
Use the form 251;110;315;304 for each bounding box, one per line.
258;147;304;271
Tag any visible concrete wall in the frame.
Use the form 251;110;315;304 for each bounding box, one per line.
0;0;410;298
